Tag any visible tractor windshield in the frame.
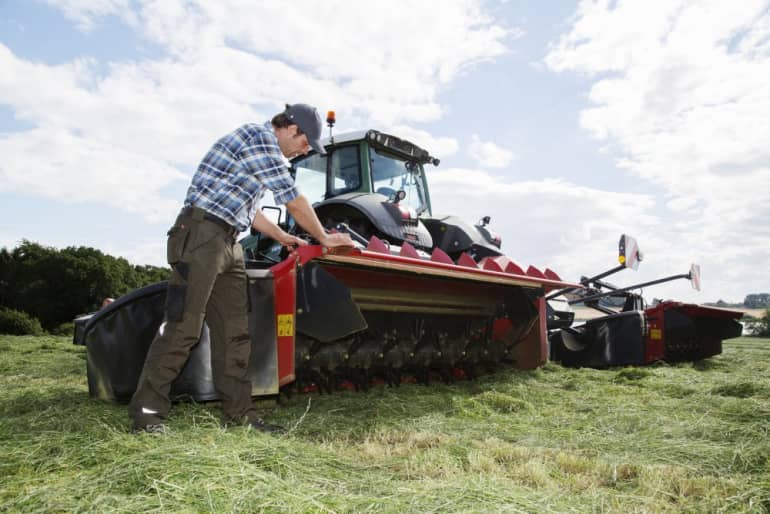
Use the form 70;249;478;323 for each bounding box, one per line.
370;148;430;215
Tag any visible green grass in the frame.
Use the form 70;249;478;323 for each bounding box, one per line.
1;336;769;513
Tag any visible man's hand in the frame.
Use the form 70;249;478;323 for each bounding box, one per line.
319;232;354;249
250;209;308;249
286;195;356;249
277;232;308;248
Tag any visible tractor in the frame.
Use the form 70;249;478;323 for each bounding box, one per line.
79;120;576;401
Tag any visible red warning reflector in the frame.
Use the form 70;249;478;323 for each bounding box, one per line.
366;236;389;254
430;247;453;264
504;260;525;275
481;255;525;275
544;268;561;281
457;253;478;268
526;265;545;278
480;256;504;272
399;241;420;259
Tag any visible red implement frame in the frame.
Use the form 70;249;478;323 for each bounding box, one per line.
269;245;581;385
644;301;744;363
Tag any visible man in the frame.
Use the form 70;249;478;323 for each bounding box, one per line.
129;103;353;434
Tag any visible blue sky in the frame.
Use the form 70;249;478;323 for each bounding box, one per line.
1;0;769;304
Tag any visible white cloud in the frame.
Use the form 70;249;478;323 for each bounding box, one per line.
0;229;167;268
0;1;511;221
386;125;459;160
427;166;752;303
3;0;766;305
665;196;698;212
40;0;133;31
468;134;514;168
0;128;185;222
101;238;168;267
40;0;510;126
545;0;770;302
0;233;24;252
429;167;659;266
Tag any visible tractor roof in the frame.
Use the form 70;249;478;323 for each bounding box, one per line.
321;130;370;146
320;130;439;166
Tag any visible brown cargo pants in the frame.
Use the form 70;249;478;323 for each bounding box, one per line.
129;207;256;428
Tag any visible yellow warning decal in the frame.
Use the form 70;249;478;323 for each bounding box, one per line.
277;314;294;337
650;328;662;340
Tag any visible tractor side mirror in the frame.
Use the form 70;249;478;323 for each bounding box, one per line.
393;190;406;204
618;234;642;270
689;263;701;291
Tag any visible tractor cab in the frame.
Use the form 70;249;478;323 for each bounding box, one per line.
242;129;503;267
291;130;434;216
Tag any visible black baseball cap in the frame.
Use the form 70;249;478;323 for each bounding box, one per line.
285;103;326;155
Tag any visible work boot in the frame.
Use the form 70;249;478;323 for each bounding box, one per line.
131;423;167;435
223;415;285;434
130;409;167;435
247;417;286;434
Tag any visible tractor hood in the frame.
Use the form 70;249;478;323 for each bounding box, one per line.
316;192;434;250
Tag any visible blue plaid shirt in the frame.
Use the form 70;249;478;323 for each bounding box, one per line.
184;122;299;232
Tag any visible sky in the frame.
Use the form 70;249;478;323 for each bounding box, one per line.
1;0;768;305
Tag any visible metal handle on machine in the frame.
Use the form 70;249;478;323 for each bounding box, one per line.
333;223;369;247
546;234;642;301
567;272;694;305
546;264;627;300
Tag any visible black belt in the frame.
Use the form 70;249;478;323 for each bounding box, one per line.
181;206;237;236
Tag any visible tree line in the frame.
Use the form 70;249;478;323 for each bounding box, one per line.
1;239;768;337
0;241;168;332
744;293;770;309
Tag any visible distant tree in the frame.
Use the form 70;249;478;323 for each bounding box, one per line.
133;264;169;287
756;307;770;337
0;241;167;330
0;307;44;335
0;247;13;308
744;293;770;309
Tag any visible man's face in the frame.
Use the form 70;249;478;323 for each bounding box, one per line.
275;125;311;158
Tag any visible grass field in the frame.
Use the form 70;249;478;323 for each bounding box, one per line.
1;335;768;513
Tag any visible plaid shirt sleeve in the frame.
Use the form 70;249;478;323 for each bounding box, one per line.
238;129;299;205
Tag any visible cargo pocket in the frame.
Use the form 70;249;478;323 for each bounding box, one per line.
225;334;251;378
165;284;187;322
173;261;190;281
166;224;191;265
224;314;251;379
185;221;222;255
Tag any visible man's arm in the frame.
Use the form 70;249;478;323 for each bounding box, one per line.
239;127;352;249
250;208;306;248
285;195;353;248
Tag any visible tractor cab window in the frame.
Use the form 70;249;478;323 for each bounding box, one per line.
292;145;360;204
370;148;429;215
292;153;327;205
330;145;360;195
